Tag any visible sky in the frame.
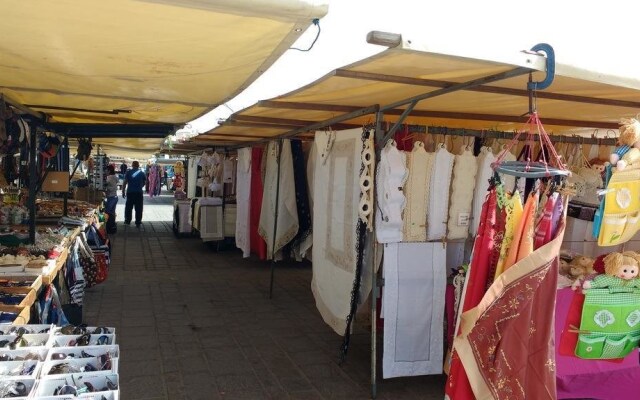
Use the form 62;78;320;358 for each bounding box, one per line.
187;0;640;134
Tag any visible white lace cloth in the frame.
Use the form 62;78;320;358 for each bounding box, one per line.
375;140;408;244
311;129;364;335
235;147;252;257
258;140;299;260
382;242;446;378
426;145;454;241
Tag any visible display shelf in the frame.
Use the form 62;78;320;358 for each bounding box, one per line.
0;304;31;325
0;287;36;308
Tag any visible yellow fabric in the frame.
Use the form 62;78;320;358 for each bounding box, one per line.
202;43;640;146
599;169;640;246
0;0;328;124
494;191;523;279
504;192;537;272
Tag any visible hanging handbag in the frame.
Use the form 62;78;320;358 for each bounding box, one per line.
76;236;99;288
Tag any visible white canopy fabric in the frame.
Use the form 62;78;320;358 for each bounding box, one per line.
0;0;328;125
198;37;640;145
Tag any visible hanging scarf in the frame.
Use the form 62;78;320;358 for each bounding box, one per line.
451;196;567;400
250;147;268;260
446;187;498;400
287;139;312;260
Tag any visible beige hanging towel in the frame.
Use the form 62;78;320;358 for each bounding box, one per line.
258;140;299;259
403;142;434;242
447;148;478;240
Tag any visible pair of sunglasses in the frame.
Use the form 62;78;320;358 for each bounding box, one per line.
50;350;95;361
0;337;27;350
54;377;117;395
59;325;111;335
49;354;112;375
68;334;110;347
0;381;28;397
1;362;36;376
0;352;40;362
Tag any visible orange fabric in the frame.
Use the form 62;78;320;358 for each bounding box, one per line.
504;193;537;272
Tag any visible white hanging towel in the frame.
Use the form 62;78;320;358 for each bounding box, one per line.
311;129;365;335
383;242;446;378
498;149;517;193
258;140;299;259
471;147;496;237
447;148;478;239
403;142;435;242
235;147;252;257
375;140;408;243
426;145;454;241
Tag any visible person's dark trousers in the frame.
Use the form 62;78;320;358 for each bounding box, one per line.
124;192;144;225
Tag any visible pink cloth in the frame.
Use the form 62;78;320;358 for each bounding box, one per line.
555;288;640;399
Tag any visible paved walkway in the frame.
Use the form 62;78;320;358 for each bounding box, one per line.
82;192;445;399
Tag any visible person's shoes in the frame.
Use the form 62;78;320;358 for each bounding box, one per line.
135;222;141;228
124;221;130;225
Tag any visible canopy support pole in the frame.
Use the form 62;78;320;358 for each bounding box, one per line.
28;125;37;244
381;100;417;144
269;139;284;299
370;110;385;400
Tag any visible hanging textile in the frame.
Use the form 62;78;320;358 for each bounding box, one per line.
382;242;446;378
498;150;517;193
493;191;524;280
259;140;299;259
375;139;408;244
450;196;567;400
534;192;558;249
446;187;498;400
304;141;317;261
288;139;312;261
235;148;252;258
447;148;478;240
187;157;198;198
403;141;434;242
503;192;538;272
311;128;364;335
250;147;268;260
426;144;454;241
471;147;497;237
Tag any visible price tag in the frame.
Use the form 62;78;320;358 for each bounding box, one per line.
457;212;470;226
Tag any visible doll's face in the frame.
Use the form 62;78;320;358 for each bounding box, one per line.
617;263;639;280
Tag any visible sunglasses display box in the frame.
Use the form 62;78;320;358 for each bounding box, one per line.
34;372;119;399
0;376;35;399
47;334;116;348
40;345;120;377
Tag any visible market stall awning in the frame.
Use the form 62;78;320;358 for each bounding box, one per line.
0;0;328;125
198;35;640;146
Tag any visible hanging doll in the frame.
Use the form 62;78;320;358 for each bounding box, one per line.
610;118;640;171
569;255;596;290
582;251;640;291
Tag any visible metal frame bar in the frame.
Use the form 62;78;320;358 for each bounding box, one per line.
426;126;619;146
334;69;640;109
381;100;417;143
227;105;380;149
250;100;621;130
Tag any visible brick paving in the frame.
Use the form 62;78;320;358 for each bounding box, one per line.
82;192;446;399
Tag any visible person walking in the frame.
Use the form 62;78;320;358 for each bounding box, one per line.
122;160;146;227
104;165;119;234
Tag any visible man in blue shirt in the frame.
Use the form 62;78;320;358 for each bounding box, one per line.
122;160;146;227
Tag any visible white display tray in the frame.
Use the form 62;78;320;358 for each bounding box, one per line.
35;373;118;397
47;335;116;348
